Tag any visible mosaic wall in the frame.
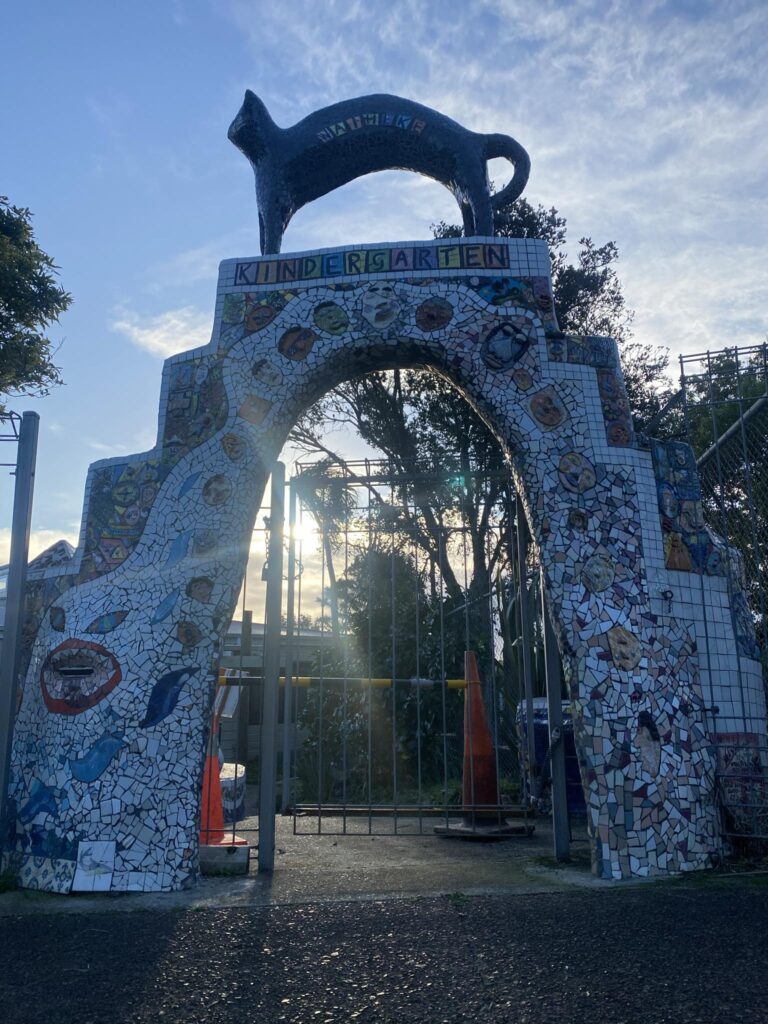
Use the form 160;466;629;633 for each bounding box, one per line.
6;237;766;892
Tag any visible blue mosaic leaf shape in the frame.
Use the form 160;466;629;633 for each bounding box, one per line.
140;667;199;728
178;471;202;498
151;589;180;625
18;779;58;824
165;531;192;568
69;734;125;783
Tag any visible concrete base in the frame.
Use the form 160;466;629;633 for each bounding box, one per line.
434;819;535;841
199;841;251;876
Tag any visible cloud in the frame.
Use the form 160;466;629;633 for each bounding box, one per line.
110;305;212;358
220;0;768;364
87;439;131;456
0;527;80;568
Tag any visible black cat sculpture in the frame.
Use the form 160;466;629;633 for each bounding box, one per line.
228;90;531;255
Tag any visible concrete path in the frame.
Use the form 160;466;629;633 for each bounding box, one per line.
0;816;604;916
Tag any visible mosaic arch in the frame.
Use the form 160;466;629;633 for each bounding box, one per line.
7;235;766;893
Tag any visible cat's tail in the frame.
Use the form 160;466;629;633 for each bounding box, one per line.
486;133;531;211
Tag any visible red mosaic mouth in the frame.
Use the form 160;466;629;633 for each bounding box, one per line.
40;639;122;715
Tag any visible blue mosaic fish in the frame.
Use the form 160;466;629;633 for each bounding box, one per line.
18;779;58;824
178;471;202;498
69;733;126;783
165;530;192;568
85;610;128;634
151;589;180;625
141;667;199;728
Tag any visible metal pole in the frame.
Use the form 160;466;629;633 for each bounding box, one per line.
540;570;570;862
280;480;297;813
0;411;39;843
516;494;537;776
237;610;252;766
258;462;285;873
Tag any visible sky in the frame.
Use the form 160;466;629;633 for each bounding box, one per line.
1;0;767;585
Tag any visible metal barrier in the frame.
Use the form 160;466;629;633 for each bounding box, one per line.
661;345;768;846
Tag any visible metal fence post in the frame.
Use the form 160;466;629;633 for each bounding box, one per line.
541;571;570;862
280;479;297;813
0;411;40;843
237;610;252;764
258;462;285;873
515;494;537;778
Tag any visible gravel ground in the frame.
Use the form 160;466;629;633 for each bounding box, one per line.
3;879;768;1023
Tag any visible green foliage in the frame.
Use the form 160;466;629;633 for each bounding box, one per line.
682;346;768;643
434;197;672;429
0;197;70;407
295;543;466;803
290;197;662;778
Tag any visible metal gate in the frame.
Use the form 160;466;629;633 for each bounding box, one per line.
276;460;534;839
677;345;768;842
209;459;578;871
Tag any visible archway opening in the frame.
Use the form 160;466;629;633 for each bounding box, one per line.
218;366;582;869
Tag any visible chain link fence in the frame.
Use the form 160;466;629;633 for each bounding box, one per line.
660;345;768;843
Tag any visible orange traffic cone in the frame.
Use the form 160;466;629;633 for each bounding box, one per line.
462;650;499;824
199;706;248;851
434;651;534;839
199;753;227;845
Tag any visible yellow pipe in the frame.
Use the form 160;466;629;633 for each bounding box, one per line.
217;671;467;689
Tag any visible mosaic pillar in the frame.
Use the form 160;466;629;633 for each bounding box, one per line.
7;237;762;892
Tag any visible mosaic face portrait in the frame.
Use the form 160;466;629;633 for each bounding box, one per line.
558;452;597;493
202;474;233;506
278;326;316;360
607;625;642;671
607;421;632;446
360;282;400;330
244;301;278;334
512;368;533;391
221;433;247;462
528;387;567;429
679;500;705;534
481;319;533;370
251;359;283;387
313;301;349;335
415;297;453;332
582;553;615;594
658;485;679;521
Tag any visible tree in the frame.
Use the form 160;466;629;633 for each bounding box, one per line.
289;197;673;735
435;199;672;428
291;198;670;610
295;541;466;803
680;345;768;647
0;197;70;408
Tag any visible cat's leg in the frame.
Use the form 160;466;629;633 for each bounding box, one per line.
259;206;285;255
258;213;267;256
468;189;494;237
460;200;476;237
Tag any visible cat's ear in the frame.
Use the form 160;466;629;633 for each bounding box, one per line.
228;90;278;161
242;91;278;131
